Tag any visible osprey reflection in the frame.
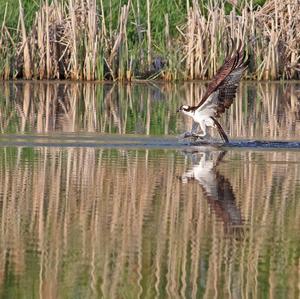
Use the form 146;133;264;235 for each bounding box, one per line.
181;150;243;233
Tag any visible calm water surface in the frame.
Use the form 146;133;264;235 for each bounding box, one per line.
0;82;299;298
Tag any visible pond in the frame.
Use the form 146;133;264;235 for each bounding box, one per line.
0;81;299;298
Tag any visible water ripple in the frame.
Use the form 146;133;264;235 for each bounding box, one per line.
1;134;300;150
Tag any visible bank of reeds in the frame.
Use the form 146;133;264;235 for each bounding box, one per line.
0;0;299;81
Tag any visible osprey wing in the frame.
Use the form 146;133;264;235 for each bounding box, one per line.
190;40;249;114
213;58;249;117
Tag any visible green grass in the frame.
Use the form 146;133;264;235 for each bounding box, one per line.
0;0;39;29
0;0;266;38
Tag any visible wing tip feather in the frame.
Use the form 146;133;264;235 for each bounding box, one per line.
194;38;249;110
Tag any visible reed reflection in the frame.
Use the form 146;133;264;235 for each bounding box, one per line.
181;150;243;235
0;147;300;298
0;81;299;139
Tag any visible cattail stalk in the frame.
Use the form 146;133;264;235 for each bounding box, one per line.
18;0;32;79
146;0;151;70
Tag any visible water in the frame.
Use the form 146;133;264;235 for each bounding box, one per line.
0;81;299;298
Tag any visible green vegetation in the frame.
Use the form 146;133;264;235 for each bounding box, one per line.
0;0;266;32
0;0;39;29
0;0;299;81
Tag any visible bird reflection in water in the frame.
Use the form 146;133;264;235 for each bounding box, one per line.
181;149;244;237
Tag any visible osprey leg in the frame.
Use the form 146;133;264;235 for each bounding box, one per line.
191;121;199;134
210;117;229;143
189;121;203;139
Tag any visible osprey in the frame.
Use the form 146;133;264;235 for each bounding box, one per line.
177;41;249;143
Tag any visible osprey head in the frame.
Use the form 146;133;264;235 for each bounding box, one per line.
176;105;190;113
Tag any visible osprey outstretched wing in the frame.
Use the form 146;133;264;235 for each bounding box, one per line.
191;40;249;114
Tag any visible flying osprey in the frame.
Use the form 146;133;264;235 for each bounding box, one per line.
177;41;249;143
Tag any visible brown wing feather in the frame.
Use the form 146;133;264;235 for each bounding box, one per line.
215;56;249;117
189;40;249;112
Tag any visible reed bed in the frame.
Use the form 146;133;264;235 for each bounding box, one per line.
0;81;299;140
0;0;299;80
0;146;299;298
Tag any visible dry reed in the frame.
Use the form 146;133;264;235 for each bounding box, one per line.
182;0;300;80
0;0;299;80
